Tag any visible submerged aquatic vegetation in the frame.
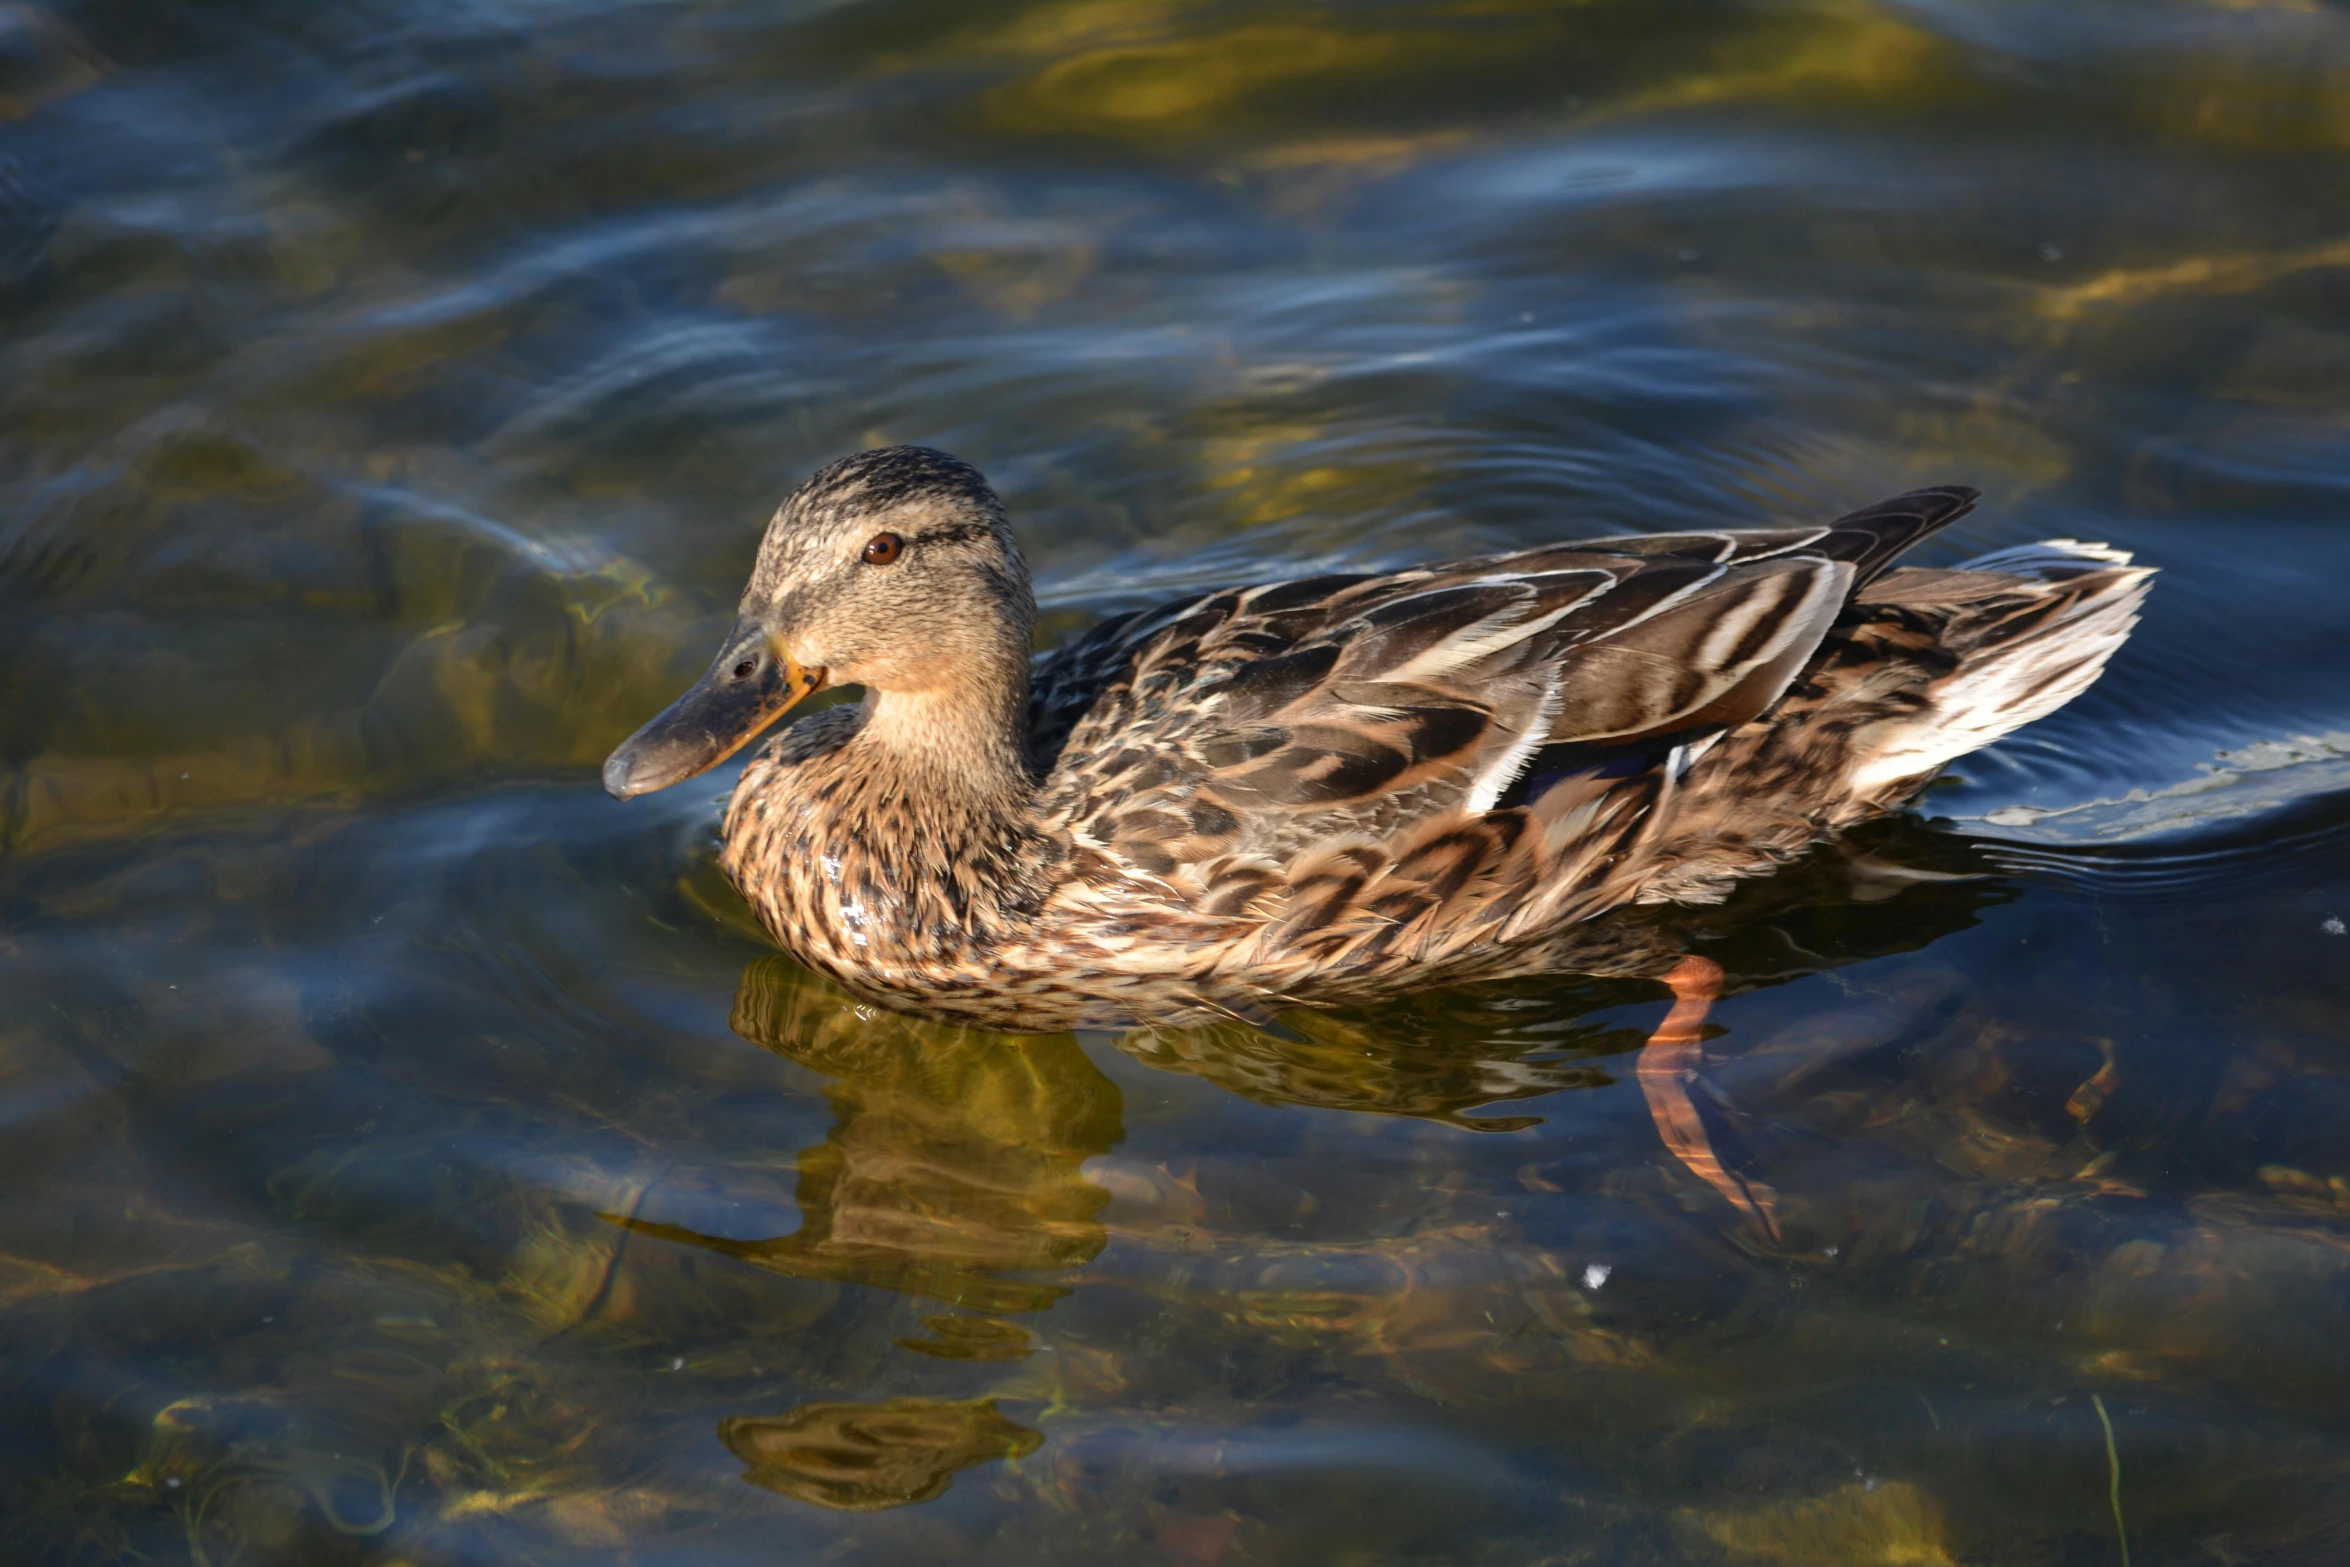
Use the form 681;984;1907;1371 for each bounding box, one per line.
721;1398;1043;1511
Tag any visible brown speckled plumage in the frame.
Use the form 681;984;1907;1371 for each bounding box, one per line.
609;447;2152;1031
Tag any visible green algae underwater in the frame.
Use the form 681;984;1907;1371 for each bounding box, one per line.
5;0;2350;1561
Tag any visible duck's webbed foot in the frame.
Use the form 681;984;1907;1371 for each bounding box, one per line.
1635;954;1782;1242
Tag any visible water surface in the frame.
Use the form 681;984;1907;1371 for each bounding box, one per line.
4;0;2350;1561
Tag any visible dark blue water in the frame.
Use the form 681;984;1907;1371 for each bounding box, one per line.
4;1;2349;1561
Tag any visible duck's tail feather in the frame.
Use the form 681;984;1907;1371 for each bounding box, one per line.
1841;541;2155;795
1621;541;2153;909
1953;537;2137;573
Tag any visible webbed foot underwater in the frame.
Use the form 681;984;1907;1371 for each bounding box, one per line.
605;445;2152;1032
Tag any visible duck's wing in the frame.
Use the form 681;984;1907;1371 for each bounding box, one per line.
1036;487;1979;893
1026;591;1294;776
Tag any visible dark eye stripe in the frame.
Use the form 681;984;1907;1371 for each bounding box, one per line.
916;523;994;547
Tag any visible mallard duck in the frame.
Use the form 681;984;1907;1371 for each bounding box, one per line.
605;446;2151;1043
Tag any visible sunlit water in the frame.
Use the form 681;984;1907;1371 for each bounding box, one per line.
4;1;2350;1561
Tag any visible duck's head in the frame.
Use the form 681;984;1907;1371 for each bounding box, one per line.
603;446;1035;800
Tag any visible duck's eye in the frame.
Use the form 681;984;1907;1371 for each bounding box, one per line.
861;531;904;565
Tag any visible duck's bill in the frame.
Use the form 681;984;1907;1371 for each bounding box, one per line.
602;641;827;800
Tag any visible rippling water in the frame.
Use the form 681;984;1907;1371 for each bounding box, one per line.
5;0;2350;1561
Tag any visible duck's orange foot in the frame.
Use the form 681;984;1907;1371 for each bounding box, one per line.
1635;955;1782;1242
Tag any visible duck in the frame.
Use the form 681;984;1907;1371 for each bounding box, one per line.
604;445;2152;1044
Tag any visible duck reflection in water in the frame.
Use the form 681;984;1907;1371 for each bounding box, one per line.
616;957;1121;1358
610;963;1087;1509
652;823;2139;1515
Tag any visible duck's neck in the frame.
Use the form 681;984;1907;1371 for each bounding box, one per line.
853;677;1037;829
724;663;1050;979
